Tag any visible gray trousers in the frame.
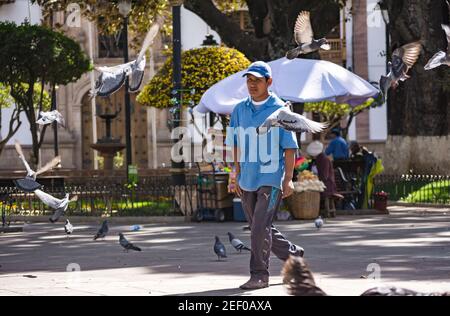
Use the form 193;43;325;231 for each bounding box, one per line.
241;186;302;280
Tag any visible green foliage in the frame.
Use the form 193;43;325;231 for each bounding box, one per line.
304;96;382;136
137;46;250;108
0;84;14;109
401;181;450;204
0;22;91;86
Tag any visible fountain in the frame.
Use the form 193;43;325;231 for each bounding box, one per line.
90;102;125;170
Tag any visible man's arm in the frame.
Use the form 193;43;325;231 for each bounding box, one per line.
233;146;243;197
282;149;296;198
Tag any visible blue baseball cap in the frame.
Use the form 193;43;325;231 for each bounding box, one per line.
242;61;272;78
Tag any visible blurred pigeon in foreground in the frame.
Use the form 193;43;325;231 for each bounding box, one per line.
379;41;422;100
314;216;323;230
13;140;61;192
91;21;160;97
227;232;251;253
425;24;450;70
36;110;65;127
214;236;227;261
282;256;450;296
93;220;109;240
119;233;142;252
286;11;331;59
33;190;78;223
258;106;327;134
64;219;74;236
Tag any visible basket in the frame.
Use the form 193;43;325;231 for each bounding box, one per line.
286;191;320;220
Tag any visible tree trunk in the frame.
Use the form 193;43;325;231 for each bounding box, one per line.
383;0;450;174
386;0;449;136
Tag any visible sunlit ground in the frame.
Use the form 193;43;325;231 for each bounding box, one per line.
0;206;450;296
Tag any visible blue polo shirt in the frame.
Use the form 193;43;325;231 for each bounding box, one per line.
225;93;298;192
325;136;349;160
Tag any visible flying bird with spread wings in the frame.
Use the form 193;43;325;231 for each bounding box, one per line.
379;41;422;99
286;11;331;60
91;20;161;98
258;103;327;135
36;110;65;127
425;24;450;70
13;140;61;192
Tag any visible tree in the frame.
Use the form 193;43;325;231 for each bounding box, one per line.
382;0;450;173
0;22;91;167
305;96;383;141
137;46;250;108
33;0;344;61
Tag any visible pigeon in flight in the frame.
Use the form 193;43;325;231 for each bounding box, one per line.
64;219;74;236
258;106;327;135
314;216;324;230
379;41;422;100
36;110;65;127
214;236;227;261
91;21;160;97
13;140;61;192
425;24;450;70
93;220;109;240
227;232;251;253
286;11;331;59
33;190;78;223
119;233;142;252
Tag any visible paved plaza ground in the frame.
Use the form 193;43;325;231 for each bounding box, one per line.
1;206;450;296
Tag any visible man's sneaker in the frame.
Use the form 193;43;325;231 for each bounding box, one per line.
239;278;269;290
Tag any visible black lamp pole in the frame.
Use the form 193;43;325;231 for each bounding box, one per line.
51;83;59;156
171;4;185;185
123;16;133;180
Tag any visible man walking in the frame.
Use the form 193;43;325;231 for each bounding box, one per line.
225;61;304;290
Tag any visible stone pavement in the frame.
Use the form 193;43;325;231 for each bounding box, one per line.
0;206;449;296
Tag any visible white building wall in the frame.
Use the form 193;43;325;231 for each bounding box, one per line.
181;5;221;51
1;2;42;145
181;5;222;145
0;1;41;24
366;0;388;141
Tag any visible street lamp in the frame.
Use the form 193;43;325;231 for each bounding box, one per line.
118;0;133;181
377;0;390;74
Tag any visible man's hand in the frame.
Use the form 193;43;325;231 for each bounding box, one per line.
282;178;294;199
235;183;243;198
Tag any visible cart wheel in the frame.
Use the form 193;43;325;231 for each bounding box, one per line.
193;209;204;222
214;209;225;222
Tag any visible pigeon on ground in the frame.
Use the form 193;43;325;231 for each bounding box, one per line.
64;219;74;236
282;256;450;296
286;11;331;59
36;110;65;127
119;233;142;252
379;41;422;100
425;24;450;70
258;105;327;135
91;21;160;97
214;236;227;261
13;140;61;192
227;232;251;253
33;190;78;223
314;216;323;230
93;220;109;240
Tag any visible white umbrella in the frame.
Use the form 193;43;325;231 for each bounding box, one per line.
195;57;379;115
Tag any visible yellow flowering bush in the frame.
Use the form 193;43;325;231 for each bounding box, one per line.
137;46;250;108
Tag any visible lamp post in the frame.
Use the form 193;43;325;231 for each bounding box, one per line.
377;0;390;74
118;0;133;180
170;1;185;185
